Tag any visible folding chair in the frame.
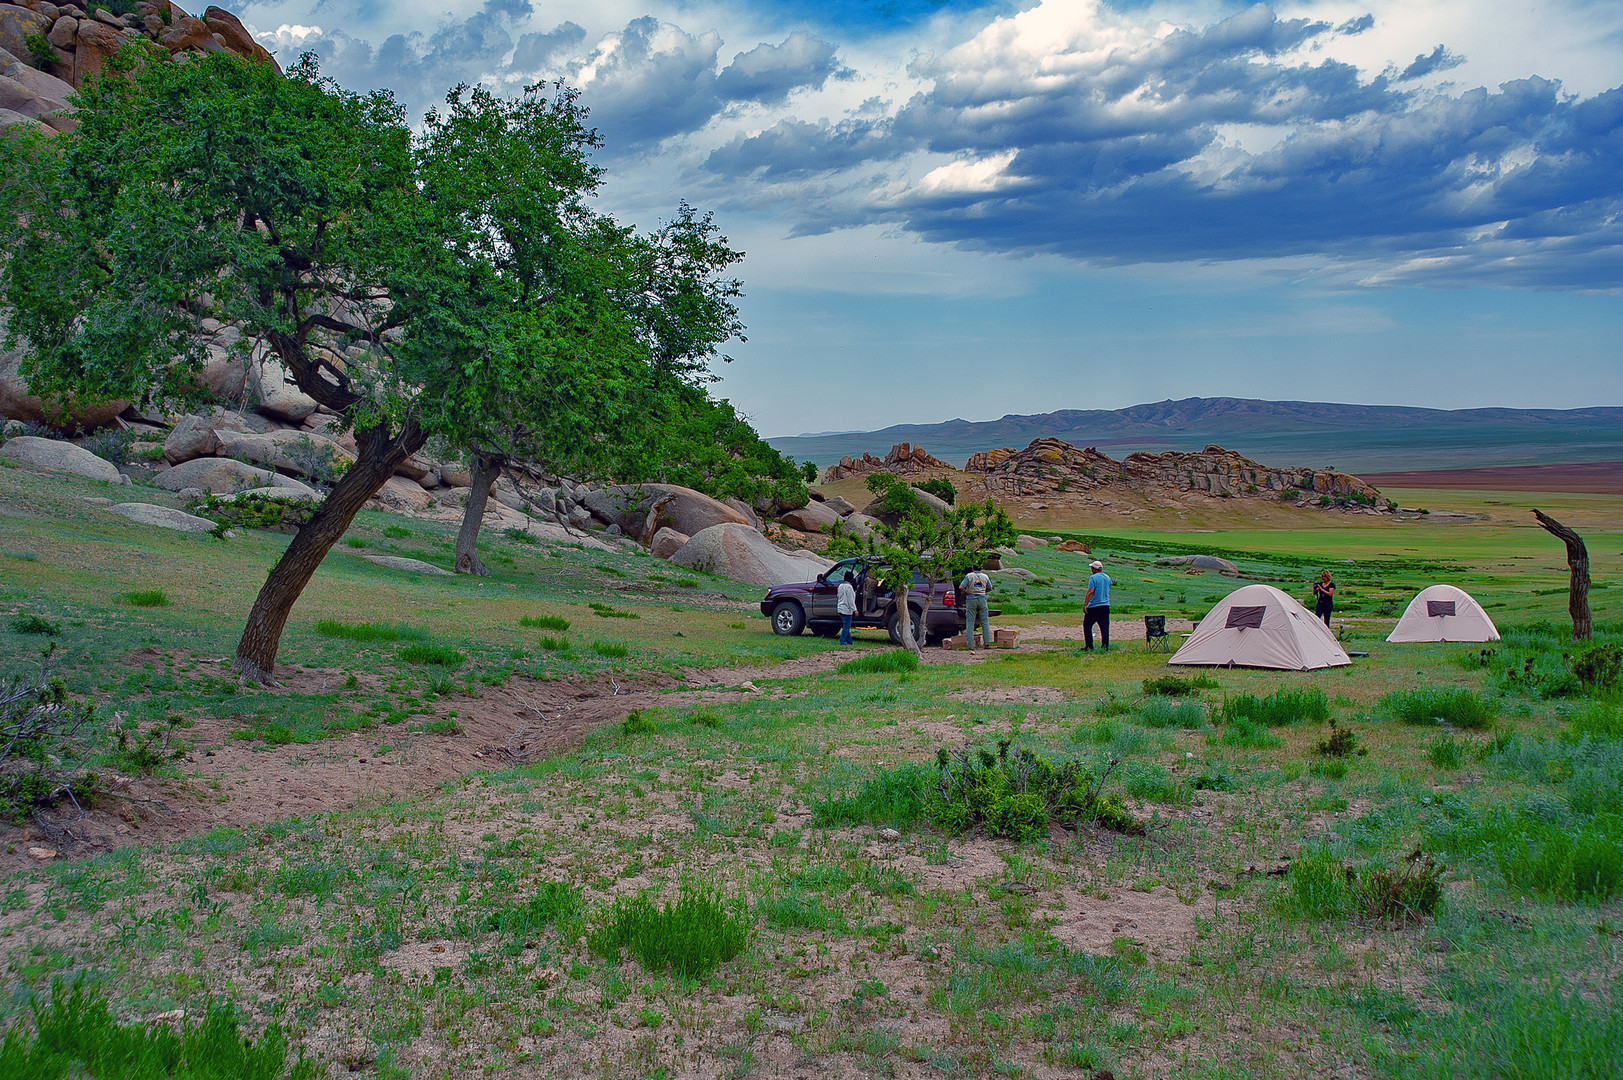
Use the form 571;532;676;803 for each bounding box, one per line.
1144;615;1171;653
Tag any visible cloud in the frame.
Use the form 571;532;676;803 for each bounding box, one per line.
715;32;848;105
722;0;1621;288
1399;45;1467;81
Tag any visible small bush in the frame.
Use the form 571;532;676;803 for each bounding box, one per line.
1220;687;1330;726
0;976;313;1079
314;620;427;643
381;525;411;539
1314;719;1365;758
519;614;570;631
123;589;170;608
10;614;60;636
1134;697;1207;729
478;882;583;941
1382;687;1496;729
192;492;317;534
621;711;656;735
1574;644;1622;690
592;641;629;659
1093;693;1131;717
115;716;186;775
837;651;920;675
587;887;750;978
1142;674;1218;697
687;711;722;729
911;478;957;504
538;636;570;652
397;643;465;669
924;741;1139;840
1429;735;1465;770
1281;847;1442;921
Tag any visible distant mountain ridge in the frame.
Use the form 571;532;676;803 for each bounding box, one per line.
766;397;1623;474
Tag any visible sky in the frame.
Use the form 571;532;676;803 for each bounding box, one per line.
224;0;1623;438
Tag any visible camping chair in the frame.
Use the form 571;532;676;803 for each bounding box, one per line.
1144;615;1171;653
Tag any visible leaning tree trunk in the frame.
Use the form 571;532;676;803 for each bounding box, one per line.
1533;508;1591;641
897;591;921;656
455;451;506;576
234;420;429;683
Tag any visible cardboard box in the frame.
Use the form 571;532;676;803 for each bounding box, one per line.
941;636;964;650
993;629;1019;649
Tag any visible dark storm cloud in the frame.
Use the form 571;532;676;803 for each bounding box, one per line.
714;33;849;105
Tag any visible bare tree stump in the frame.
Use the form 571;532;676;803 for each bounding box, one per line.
1532;508;1591;641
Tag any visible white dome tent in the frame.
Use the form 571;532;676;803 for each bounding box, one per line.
1169;584;1351;671
1386;584;1501;643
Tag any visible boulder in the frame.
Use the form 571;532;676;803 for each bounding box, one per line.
862;485;949;525
0;105;47;135
840;513;881;541
720;496;762;530
199;343;249;399
1054;540;1091;553
439;465;473;489
1155;554;1239;574
108;502;217;533
212;483;321;504
0;436;120;482
823;495;856;516
248;356;319;422
1;343;129;428
152;455;273;493
1015;535;1049;550
213;427;352;477
73;17;128;87
394;453;434;482
670;522;833;588
162;414;220;464
370;475;433;512
581;484;749;540
361;554;452;576
0;6;49;69
992;567;1037;581
779;500;841;533
649;527;689;560
48;15;76;50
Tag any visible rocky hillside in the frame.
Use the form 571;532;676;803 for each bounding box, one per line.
821;442;955;482
967;439;1390;512
0;1;274;137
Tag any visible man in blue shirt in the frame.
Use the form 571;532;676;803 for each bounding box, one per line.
1084;560;1112;651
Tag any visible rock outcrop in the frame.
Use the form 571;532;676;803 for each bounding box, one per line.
822;442;955;482
109;501;216;532
580;484;749;542
0;435;120;482
670;522;832;587
966;439;1390;512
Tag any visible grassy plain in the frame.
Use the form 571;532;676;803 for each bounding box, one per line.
0;460;1619;1079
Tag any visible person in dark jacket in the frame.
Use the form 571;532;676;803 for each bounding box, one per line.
1312;570;1335;627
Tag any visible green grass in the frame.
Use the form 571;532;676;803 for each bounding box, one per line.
123;589;170;608
1382;687;1497;729
586;887;749;978
836;650;920;675
1218;687;1331;726
396;643;466;668
518;614;570;631
313;619;429;643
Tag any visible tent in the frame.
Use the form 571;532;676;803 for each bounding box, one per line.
1386;584;1500;643
1169;583;1351;670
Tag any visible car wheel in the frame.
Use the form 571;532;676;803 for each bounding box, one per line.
771;601;806;636
886;607;924;646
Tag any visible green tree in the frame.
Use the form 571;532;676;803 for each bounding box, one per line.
828;474;1013;654
0;48;742;680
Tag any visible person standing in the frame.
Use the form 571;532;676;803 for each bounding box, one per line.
837;571;858;645
1084;559;1112;651
960;566;992;649
1312;570;1335;627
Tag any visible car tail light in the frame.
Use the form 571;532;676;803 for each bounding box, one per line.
944;590;956;606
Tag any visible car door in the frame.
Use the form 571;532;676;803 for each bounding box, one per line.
810;559;859;621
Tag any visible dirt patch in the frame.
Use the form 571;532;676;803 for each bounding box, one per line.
1051;884;1215;960
4;647;999;870
947;685;1068;705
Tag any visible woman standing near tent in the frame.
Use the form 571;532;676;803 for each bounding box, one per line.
1312;571;1335;627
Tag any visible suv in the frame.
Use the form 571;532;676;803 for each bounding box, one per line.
760;556;998;646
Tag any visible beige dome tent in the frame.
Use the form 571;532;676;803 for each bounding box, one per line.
1386;584;1500;643
1169;583;1351;671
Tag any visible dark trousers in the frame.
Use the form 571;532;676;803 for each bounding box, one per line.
1084;605;1110;649
1315;602;1332;627
840;613;854;645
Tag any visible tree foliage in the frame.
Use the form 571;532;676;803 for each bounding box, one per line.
0;47;762;678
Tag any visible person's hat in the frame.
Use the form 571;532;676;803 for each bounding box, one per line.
1090;560;1103;569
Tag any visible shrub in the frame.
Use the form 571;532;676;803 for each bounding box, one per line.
0;976;314;1079
10;614;59;636
519;614;570;631
1142;674;1218;697
1219;687;1330;726
397;643;465;669
1382;688;1496;729
924;741;1139;840
1574;644;1622;690
587;887;750;978
0;661;96;823
115;716;186;775
123;589;169;608
591;641;629;658
81;427;134;466
621;711;656;735
192;492;317;534
537;636;570;652
1281;846;1442;921
911;478;957;504
687;711;722;729
1134;697;1207;729
1313;719;1365;758
838;650;919;675
313;620;427;643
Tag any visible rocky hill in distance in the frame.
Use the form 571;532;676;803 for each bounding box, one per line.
770;397;1623;475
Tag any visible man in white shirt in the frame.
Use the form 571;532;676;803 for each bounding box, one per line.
836;571;858;645
960;567;992;648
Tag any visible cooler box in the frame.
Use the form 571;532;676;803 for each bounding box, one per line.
993;629;1019;649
